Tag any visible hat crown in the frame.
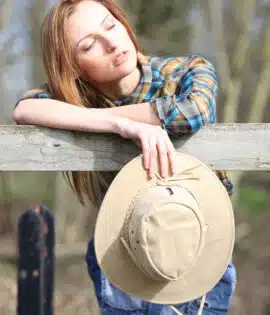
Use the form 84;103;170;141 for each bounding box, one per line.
125;185;207;282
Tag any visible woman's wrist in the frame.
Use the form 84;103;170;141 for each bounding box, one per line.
113;116;141;139
100;102;162;127
114;116;132;135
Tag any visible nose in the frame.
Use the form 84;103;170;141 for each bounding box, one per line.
107;44;116;53
103;35;117;53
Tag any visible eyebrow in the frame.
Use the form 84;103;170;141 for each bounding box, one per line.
75;14;110;49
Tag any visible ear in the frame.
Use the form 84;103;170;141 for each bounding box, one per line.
74;64;89;81
73;68;80;80
72;58;82;79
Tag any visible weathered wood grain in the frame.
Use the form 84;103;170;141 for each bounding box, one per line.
0;124;269;171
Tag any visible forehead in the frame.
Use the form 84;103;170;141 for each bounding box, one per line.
68;1;111;44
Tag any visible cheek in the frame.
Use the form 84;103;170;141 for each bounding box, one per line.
78;57;109;81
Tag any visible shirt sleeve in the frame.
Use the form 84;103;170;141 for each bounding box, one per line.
151;56;218;137
14;83;52;110
215;170;234;198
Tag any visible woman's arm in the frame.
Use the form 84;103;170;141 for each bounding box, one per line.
103;102;162;126
13;96;162;131
13;81;162;132
13;98;124;134
13;97;176;179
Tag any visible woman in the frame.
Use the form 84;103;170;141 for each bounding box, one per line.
13;0;236;314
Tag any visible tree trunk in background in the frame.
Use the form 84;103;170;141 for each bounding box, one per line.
248;21;270;123
223;0;257;123
28;0;46;85
0;0;13;30
0;0;15;122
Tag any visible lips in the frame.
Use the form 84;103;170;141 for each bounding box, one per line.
114;51;128;66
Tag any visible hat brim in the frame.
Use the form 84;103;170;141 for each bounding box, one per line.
94;152;235;304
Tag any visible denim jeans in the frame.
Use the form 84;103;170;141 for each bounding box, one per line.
86;238;236;314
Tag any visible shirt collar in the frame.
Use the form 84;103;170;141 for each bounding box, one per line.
114;52;152;106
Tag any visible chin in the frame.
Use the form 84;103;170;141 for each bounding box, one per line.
115;58;138;80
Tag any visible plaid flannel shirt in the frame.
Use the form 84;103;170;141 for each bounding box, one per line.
15;53;234;197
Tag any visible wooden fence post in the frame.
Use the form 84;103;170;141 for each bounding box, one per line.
17;205;55;315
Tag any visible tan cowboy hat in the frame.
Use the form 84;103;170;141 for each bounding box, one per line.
94;152;235;305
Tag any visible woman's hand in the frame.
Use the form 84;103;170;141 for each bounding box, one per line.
116;118;176;179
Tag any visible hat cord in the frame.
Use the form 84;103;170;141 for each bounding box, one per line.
155;164;201;186
169;294;206;315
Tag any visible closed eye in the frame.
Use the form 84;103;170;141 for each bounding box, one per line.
108;23;115;30
82;40;96;52
105;17;116;30
80;17;116;52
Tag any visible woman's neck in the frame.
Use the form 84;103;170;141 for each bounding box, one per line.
94;67;141;101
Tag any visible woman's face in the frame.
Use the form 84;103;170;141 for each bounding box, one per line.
69;0;138;84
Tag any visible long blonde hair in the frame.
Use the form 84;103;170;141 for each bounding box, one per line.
41;0;141;208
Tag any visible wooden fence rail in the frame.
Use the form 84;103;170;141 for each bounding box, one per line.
0;123;270;171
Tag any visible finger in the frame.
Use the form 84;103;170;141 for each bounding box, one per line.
148;137;157;179
157;139;168;178
140;136;150;170
166;138;176;175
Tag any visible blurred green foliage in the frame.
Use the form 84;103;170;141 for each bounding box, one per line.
236;186;270;216
0;173;56;210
